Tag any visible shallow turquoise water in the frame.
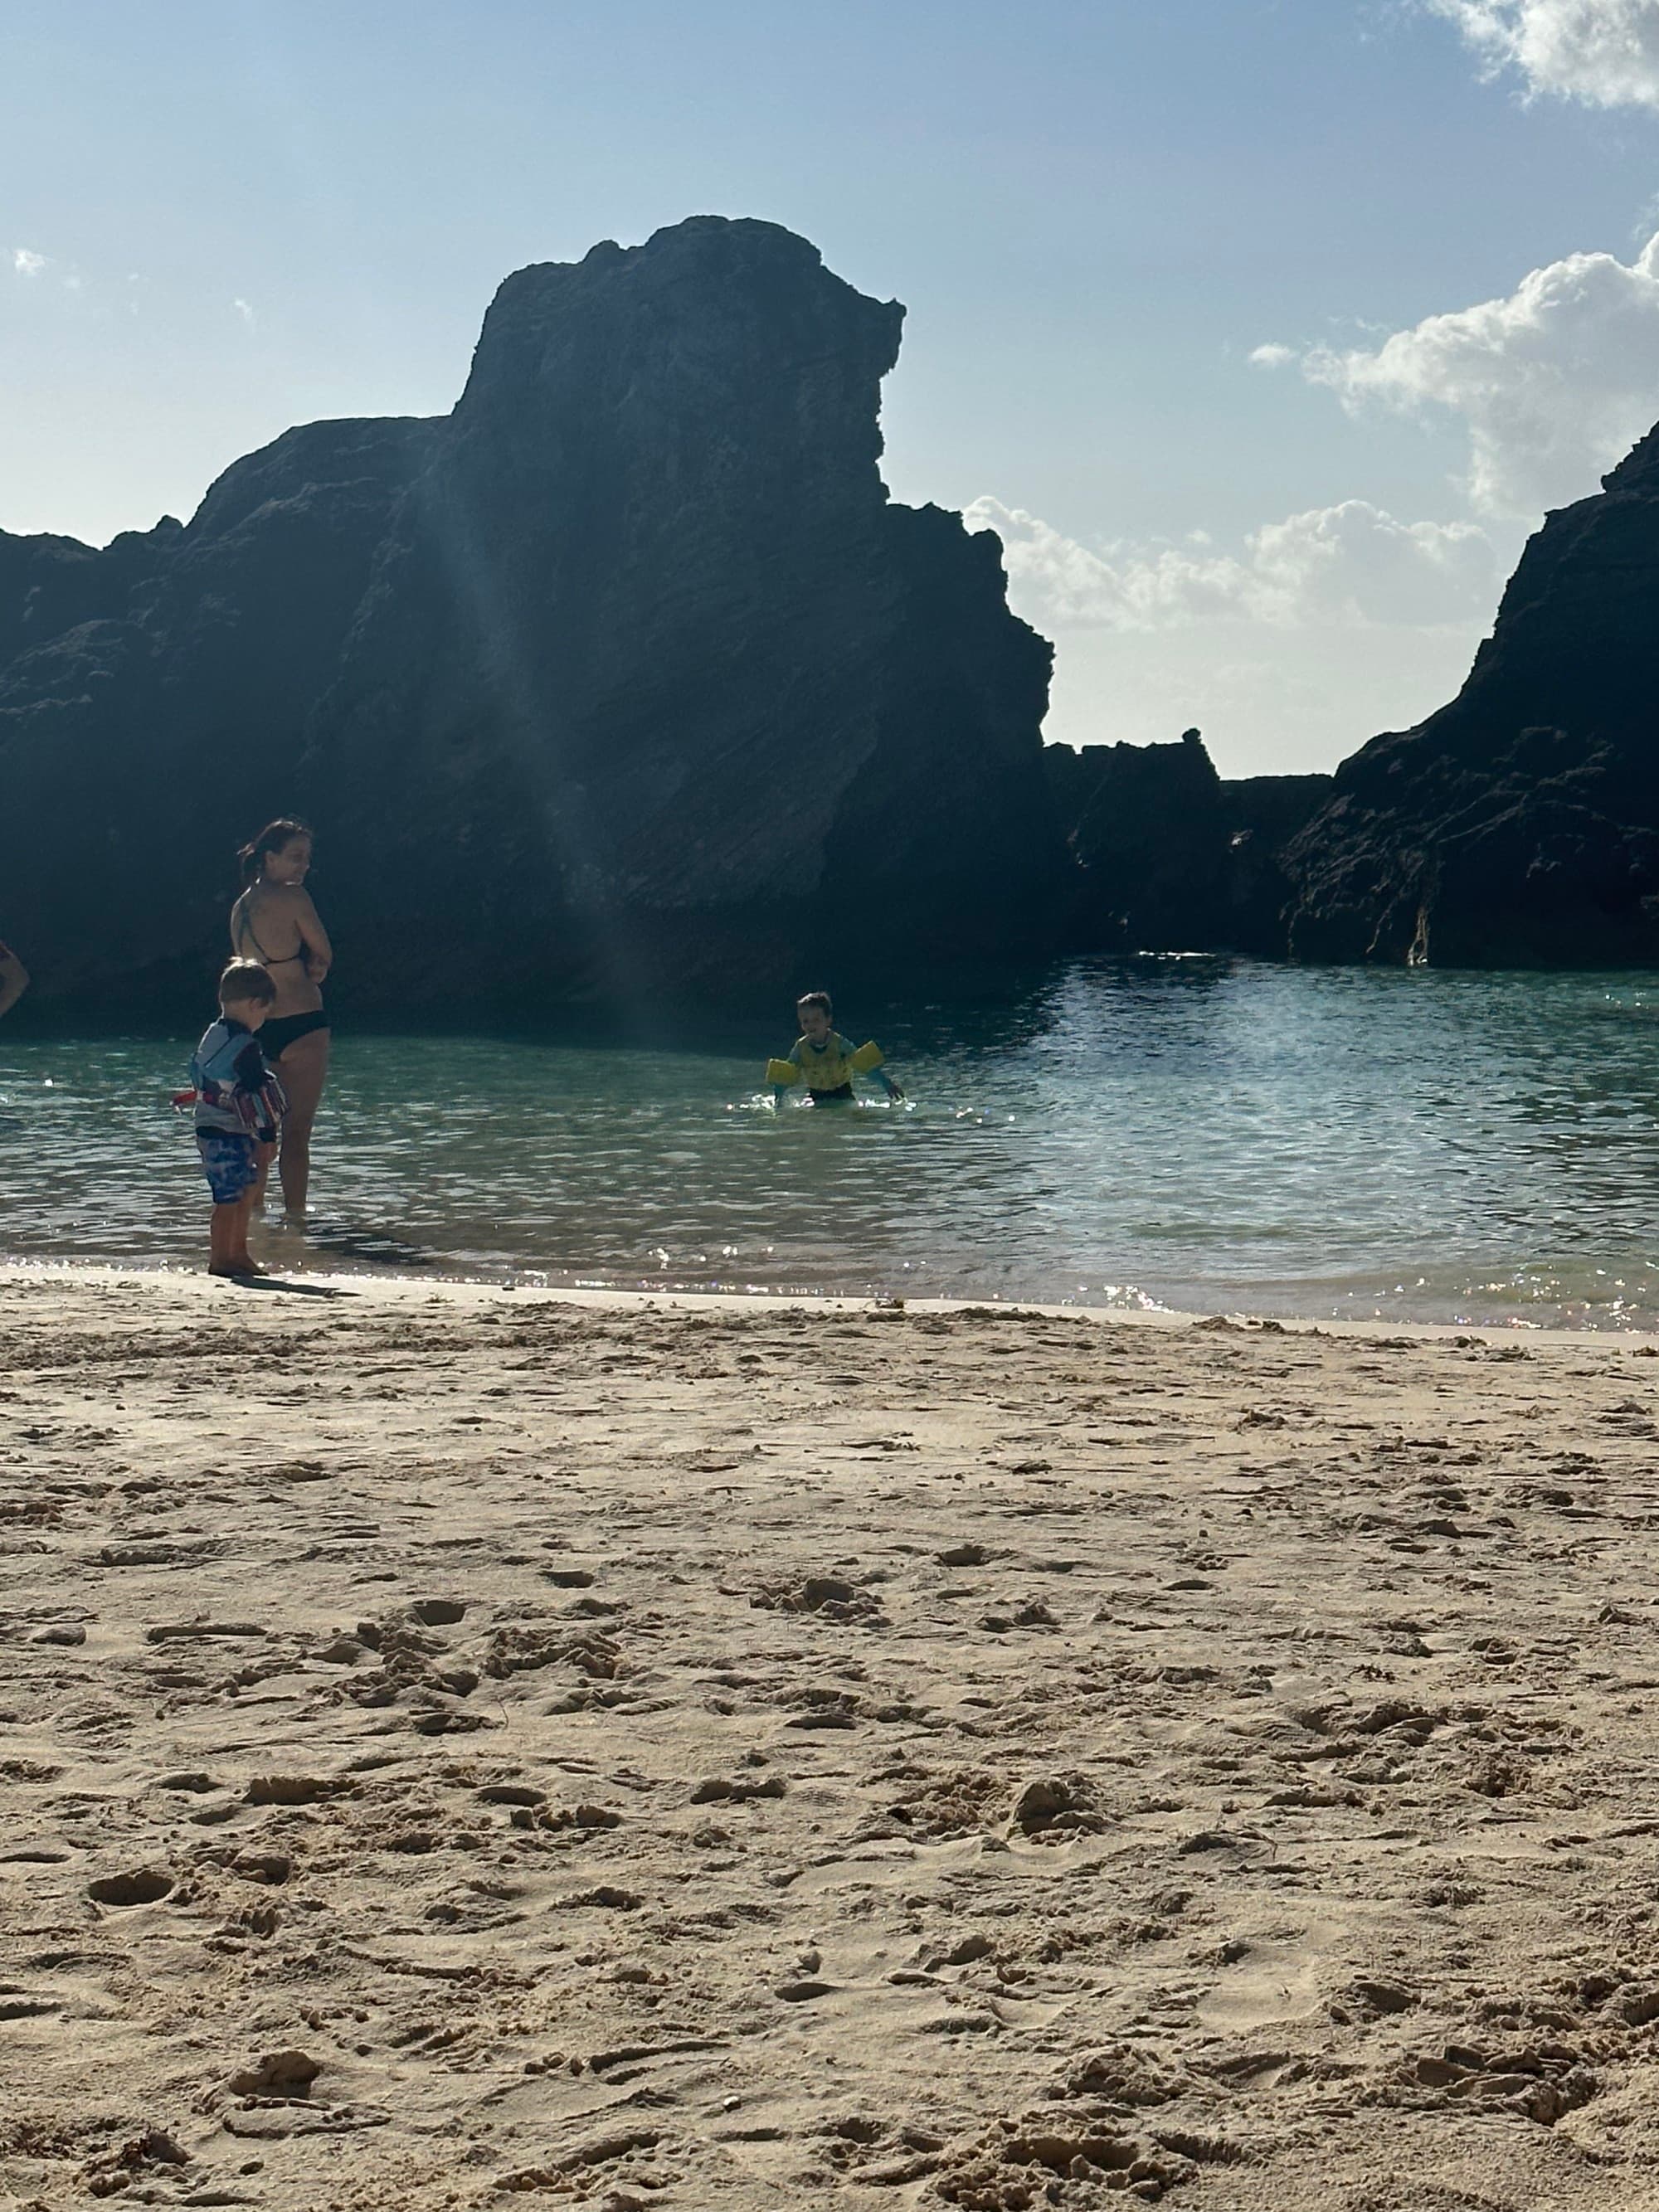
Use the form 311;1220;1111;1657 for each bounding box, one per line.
7;958;1659;1326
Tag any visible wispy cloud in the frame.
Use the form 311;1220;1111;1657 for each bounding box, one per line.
1427;0;1659;109
12;247;47;276
232;297;255;326
965;497;1501;633
1265;232;1659;516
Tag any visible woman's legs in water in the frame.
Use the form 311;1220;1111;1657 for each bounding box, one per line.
273;1028;330;1217
250;1138;277;1211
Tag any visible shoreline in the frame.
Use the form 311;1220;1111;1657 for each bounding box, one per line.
13;972;1659;1349
7;1253;1659;1354
5;1262;1659;2207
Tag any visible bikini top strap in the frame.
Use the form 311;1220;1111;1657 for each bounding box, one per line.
234;890;301;967
232;891;263;963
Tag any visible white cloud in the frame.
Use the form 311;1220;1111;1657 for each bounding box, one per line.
1253;503;1501;623
1273;233;1659;517
965;495;1501;633
12;248;47;276
1039;619;1493;774
232;297;255;326
1428;0;1659;109
1248;342;1297;368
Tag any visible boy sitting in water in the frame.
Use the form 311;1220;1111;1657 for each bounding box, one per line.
188;960;287;1276
768;991;905;1106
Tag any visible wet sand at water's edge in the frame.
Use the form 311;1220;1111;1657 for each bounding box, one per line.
5;1265;1659;2210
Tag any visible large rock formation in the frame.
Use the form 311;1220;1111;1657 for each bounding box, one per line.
1284;426;1659;965
1044;730;1330;952
0;217;1061;1017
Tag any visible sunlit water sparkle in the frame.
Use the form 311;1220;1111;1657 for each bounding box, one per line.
7;958;1659;1328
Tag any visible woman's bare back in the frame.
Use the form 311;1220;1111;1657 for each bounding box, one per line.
231;883;326;1018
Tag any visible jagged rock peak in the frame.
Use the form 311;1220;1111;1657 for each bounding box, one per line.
0;215;1057;1014
1603;420;1659;493
1282;406;1659;965
452;216;906;513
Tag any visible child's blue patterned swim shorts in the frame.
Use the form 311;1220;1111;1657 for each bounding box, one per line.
197;1130;259;1204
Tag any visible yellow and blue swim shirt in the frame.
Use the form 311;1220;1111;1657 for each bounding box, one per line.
767;1033;884;1092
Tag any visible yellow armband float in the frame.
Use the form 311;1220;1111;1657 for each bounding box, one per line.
766;1058;802;1087
850;1040;884;1074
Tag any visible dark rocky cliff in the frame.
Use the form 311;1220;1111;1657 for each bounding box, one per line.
0;217;1061;1017
1283;425;1659;965
1044;730;1330;951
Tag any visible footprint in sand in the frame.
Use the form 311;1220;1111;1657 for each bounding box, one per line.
85;1869;173;1907
690;1775;787;1805
144;1619;267;1643
244;1773;352;1806
230;1850;292;1885
78;2130;192;2195
0;1988;63;2020
227;2049;320;2096
930;2112;1195;2205
555;1883;642;1911
1326;1976;1419;2022
498;2128;662;2195
215;2047;392;2139
751;1575;884;1622
94;1539;230;1568
475;1782;547;1807
1199;1933;1326;2033
1407;2039;1599;2124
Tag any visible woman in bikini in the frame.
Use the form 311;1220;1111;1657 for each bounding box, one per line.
230;819;333;1218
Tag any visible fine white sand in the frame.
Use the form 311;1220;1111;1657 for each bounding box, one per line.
5;1264;1659;2210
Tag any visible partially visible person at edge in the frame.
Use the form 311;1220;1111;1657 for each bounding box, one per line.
230;819;332;1217
767;990;905;1106
0;939;29;1018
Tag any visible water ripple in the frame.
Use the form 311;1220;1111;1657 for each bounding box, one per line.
6;960;1659;1326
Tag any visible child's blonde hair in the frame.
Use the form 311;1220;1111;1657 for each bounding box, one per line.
218;959;275;1009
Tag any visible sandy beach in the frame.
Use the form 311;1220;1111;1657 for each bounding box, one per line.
4;1266;1659;2210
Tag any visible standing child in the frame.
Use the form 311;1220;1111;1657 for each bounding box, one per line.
767;991;905;1106
188;960;287;1276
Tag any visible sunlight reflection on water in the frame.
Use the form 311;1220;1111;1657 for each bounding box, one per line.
6;958;1659;1327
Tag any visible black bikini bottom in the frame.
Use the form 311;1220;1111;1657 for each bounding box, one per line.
262;1009;331;1057
808;1083;854;1103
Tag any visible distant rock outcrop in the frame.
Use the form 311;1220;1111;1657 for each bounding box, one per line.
1044;730;1330;951
0;518;182;671
0;217;1062;1015
1284;425;1659;965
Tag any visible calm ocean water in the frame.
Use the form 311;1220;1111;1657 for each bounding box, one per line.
6;959;1659;1327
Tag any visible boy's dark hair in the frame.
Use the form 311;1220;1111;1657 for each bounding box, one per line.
796;990;833;1018
219;959;276;1009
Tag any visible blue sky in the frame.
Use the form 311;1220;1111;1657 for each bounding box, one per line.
6;0;1659;772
